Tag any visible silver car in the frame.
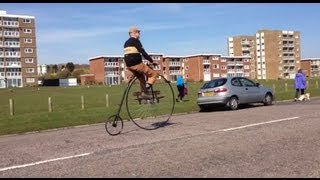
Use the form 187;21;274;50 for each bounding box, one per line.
197;77;273;111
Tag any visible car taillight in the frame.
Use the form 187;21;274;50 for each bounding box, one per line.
214;88;227;93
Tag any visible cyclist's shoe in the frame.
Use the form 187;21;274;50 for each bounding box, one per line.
146;83;152;90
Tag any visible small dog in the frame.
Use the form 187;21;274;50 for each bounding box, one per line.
298;93;310;101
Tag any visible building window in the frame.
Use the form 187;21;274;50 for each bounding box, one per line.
186;74;189;78
26;68;34;73
24;38;32;43
185;66;189;70
221;58;226;62
244;65;250;69
23;19;31;23
25;58;33;63
24;29;32;33
213;64;219;69
25;48;33;53
26;78;35;83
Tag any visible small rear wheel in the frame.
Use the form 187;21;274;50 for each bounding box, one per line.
105;115;123;136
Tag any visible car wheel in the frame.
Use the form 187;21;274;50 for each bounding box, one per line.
264;93;273;106
227;96;239;110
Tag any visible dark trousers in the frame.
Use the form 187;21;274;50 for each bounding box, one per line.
177;85;185;100
295;88;305;99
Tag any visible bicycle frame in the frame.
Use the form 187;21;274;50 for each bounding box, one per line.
114;76;137;117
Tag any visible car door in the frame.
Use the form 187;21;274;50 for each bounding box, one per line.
238;77;260;103
230;77;248;104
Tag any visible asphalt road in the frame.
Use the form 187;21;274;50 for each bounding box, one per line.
0;98;320;177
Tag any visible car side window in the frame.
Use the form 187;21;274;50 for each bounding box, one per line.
231;78;242;87
239;78;256;87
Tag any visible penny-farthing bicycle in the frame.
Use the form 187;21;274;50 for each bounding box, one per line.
105;64;175;136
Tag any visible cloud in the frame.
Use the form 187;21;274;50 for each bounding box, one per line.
37;22;201;44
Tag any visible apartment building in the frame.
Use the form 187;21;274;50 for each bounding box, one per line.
88;53;164;85
301;58;320;77
162;55;184;82
255;29;301;80
88;53;252;85
0;10;38;88
228;36;256;79
183;54;251;82
228;29;301;80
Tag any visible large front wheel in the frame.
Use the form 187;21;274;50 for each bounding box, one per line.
126;75;175;130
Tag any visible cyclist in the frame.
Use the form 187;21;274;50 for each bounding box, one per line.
123;26;158;97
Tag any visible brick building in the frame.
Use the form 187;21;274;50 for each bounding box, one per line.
0;10;38;88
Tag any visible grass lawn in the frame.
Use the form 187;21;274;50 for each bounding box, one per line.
0;78;319;136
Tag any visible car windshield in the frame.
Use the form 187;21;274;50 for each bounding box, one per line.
201;78;227;89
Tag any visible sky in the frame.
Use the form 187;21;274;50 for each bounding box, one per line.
1;3;320;64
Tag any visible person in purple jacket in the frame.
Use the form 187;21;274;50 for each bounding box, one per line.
294;69;307;101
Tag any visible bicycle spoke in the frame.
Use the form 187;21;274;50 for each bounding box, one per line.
126;76;175;130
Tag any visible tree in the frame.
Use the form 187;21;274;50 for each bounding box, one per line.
57;70;71;79
71;68;89;83
52;64;58;74
65;62;75;73
46;65;51;74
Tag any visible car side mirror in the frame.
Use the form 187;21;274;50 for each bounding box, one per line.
256;83;260;87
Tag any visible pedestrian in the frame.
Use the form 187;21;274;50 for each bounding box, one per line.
176;74;185;102
294;69;307;101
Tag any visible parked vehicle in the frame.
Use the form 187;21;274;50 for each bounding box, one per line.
197;77;273;111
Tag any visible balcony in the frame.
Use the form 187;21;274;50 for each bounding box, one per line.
3;31;20;37
6;72;22;77
282;50;294;54
2;21;19;27
283;63;295;67
4;41;20;47
0;51;3;57
169;62;181;66
311;62;320;66
169;70;181;74
6;62;21;67
5;51;21;57
311;68;320;72
203;60;210;64
242;47;250;51
282;43;294;47
241;40;250;45
0;62;4;67
283;56;295;60
105;71;120;76
105;62;119;67
203;68;210;73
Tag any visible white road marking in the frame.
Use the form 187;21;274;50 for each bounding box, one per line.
0;116;300;173
212;116;300;133
0;152;92;172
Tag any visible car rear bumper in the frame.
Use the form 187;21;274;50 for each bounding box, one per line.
197;96;230;105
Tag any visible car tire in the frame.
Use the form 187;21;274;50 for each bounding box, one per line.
263;93;273;106
227;96;239;110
